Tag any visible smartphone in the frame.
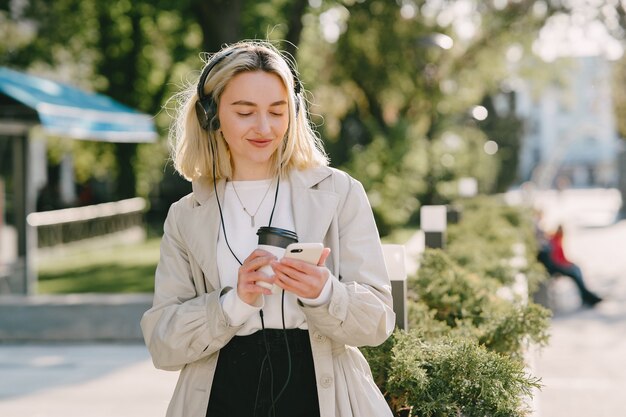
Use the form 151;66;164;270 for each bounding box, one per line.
283;242;324;265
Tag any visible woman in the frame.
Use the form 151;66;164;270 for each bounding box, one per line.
141;40;395;417
546;225;602;307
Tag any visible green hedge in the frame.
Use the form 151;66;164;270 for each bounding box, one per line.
362;197;551;417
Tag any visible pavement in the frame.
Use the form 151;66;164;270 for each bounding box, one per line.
525;188;626;417
0;187;624;417
0;343;178;416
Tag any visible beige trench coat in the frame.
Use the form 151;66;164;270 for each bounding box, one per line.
141;166;395;417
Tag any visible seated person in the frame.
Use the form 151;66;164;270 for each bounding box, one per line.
537;224;602;307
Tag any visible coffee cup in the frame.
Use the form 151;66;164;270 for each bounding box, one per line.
256;226;298;294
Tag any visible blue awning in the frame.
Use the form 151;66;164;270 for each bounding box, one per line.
0;67;157;142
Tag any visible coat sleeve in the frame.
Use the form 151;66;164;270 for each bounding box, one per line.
140;202;242;371
301;173;395;347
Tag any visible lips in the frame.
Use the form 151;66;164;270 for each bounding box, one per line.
248;138;273;147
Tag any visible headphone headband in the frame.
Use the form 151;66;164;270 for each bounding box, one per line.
195;45;302;131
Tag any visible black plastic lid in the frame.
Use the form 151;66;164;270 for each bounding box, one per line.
257;226;298;248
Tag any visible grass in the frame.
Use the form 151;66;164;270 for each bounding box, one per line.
381;227;418;245
36;237;161;294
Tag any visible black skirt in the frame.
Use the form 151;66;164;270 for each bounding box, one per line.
206;329;321;417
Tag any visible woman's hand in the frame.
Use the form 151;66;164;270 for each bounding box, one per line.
272;248;331;299
237;249;277;306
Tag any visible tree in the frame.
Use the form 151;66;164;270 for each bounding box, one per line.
0;0;312;203
295;0;561;232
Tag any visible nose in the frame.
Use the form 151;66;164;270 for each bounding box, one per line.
254;114;272;136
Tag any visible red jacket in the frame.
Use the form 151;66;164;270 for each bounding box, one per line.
549;233;571;267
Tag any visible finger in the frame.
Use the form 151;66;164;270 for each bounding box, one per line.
317;248;331;266
272;261;312;281
277;257;317;273
274;269;308;293
250;284;273;296
275;269;325;299
242;271;276;286
241;254;277;273
242;248;276;265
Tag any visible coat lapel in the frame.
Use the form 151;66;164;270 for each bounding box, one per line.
184;177;225;292
290;167;340;244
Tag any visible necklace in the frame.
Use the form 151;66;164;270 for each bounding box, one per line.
230;178;275;228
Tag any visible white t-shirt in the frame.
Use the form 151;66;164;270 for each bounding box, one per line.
217;178;331;335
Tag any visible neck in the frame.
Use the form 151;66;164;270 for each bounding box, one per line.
232;165;274;181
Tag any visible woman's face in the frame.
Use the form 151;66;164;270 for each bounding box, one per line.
218;70;289;180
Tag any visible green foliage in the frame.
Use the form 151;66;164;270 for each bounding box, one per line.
388;331;541;417
478;302;550;356
447;197;524;285
412;249;497;328
413;249;550;355
345;129;429;235
447;196;548;292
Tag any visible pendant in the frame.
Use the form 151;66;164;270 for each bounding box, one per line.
251;215;255;228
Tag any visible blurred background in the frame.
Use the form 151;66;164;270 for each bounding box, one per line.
1;0;626;291
1;0;625;294
0;1;625;416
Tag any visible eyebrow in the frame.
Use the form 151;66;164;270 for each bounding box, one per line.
230;100;287;107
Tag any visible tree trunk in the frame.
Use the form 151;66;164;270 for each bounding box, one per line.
282;0;309;59
115;143;138;199
192;0;244;53
96;3;144;199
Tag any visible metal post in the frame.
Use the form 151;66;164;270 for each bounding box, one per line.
382;244;408;330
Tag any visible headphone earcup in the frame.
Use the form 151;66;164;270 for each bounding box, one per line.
207;97;220;130
195;96;220;131
195;98;210;130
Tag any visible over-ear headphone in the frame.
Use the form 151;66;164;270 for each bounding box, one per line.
195;46;303;131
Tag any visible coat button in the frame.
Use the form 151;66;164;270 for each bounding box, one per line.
320;375;333;388
313;331;326;343
332;304;342;316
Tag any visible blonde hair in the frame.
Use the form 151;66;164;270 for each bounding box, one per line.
170;40;328;181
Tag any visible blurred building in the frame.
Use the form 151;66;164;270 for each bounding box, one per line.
513;15;622;189
516;55;620;188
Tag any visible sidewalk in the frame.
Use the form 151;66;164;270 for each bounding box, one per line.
0;343;178;417
529;188;626;417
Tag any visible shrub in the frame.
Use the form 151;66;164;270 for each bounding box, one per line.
362;197;551;416
412;250;550;358
389;331;541;417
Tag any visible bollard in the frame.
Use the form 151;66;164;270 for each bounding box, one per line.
420;205;447;249
458;177;478;198
382;244;408;330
